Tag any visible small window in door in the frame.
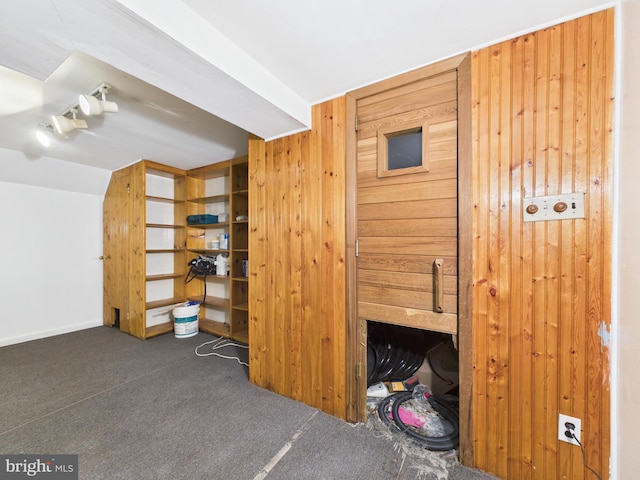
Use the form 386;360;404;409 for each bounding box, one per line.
377;119;430;178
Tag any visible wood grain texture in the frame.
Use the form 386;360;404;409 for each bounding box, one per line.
102;168;131;332
128;161;146;339
471;10;613;479
456;52;474;467
248;99;347;419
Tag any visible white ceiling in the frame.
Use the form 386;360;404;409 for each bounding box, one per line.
0;0;613;174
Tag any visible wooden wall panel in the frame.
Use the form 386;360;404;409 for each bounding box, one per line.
471;10;613;479
248;98;347;419
102;168;131;332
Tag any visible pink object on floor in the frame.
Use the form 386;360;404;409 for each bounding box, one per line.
396;406;425;428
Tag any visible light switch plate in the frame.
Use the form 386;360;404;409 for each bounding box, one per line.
523;193;585;222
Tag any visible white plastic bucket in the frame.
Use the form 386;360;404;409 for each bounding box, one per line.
172;303;200;338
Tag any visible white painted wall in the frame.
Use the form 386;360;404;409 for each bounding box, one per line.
613;0;640;477
0;147;111;196
0;153;109;346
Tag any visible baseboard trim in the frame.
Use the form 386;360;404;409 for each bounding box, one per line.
0;320;103;348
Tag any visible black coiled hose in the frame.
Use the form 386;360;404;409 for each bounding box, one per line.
367;324;425;386
377;392;459;451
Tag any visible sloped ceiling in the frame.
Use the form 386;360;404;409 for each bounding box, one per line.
0;0;613;177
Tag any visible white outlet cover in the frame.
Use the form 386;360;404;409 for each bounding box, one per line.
523;192;586;222
558;413;581;446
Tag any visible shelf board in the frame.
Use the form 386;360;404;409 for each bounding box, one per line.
185;274;230;282
202;248;229;255
146;297;185;310
146;163;185;178
232;302;249;311
199;318;231;338
232;277;249;283
146;321;174;339
189;249;230;255
232;189;249;196
188;161;230;180
146;195;181;204
231;330;249;345
146;248;185;253
187;194;228;204
232;220;249;225
146;223;185;229
186;222;229;229
146;273;184;281
232;248;249;253
187;295;230;309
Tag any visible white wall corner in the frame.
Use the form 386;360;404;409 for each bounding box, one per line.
612;0;640;478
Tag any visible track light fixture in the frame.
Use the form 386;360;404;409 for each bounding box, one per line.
79;83;118;115
51;108;87;136
39;82;117;141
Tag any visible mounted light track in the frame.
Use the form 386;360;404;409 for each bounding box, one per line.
39;82;117;141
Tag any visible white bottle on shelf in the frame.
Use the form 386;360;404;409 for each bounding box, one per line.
219;233;229;250
216;254;228;276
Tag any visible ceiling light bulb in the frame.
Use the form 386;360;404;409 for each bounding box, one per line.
35;130;51;147
79;94;118;115
51;115;88;135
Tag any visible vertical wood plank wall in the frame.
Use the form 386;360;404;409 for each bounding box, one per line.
246;10;613;479
471;10;613;479
248;98;348;419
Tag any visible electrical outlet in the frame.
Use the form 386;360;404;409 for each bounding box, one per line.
558;413;581;446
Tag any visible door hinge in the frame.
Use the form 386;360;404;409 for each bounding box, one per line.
355;115;358;132
355;239;359;257
355;362;362;380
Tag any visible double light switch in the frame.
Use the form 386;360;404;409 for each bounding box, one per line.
523;192;585;222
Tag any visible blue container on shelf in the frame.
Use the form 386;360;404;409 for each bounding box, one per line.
186;214;218;225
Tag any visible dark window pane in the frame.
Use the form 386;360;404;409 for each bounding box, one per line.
387;130;422;170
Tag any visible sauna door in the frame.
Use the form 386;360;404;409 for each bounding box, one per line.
355;70;460;334
346;52;472;459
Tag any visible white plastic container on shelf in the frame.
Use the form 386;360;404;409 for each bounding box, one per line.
219;233;229;250
216;254;228;276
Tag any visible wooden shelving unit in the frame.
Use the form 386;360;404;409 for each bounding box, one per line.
229;157;249;343
104;156;248;343
185;156;249;343
142;162;186;338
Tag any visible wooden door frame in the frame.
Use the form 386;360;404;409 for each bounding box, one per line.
344;52;473;464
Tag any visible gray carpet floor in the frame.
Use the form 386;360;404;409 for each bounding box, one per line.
0;327;498;480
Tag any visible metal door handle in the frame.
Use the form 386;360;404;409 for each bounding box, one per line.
99;255;111;260
434;258;443;313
